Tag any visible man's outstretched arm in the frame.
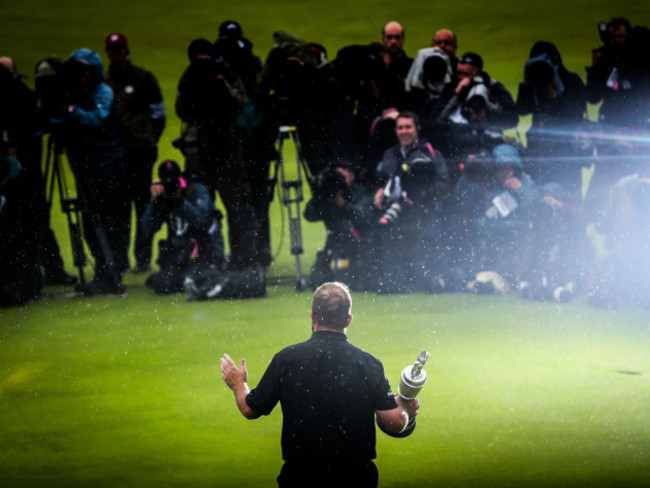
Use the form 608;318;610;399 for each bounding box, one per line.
221;353;261;420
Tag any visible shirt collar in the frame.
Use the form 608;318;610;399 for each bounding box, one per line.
310;330;348;342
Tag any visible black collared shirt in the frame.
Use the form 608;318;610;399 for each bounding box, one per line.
246;330;398;462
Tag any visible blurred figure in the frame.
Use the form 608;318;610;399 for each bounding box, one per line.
175;39;263;270
404;46;455;121
104;32;166;274
439;52;517;130
589;171;650;309
0;155;42;306
586;17;650;129
452;144;540;291
371;111;451;293
212;20;263;97
140;160;225;295
378;21;413;109
63;48;130;295
518;182;593;302
517;41;587;194
304;162;374;290
432;52;517;184
1;56;77;287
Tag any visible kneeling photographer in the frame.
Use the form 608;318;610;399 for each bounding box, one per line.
141;160;225;295
371;112;451;294
142;160;266;300
452;144;541;291
304;162;373;290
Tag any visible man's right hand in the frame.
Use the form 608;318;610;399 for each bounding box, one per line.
395;395;420;419
220;353;248;390
220;353;261;420
373;187;385;209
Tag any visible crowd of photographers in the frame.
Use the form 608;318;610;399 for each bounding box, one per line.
2;16;650;308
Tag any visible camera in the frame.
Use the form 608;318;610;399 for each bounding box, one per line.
379;200;404;225
161;176;180;196
524;55;555;86
421;48;452;91
157;160;183;196
313;167;347;200
34;57;70;127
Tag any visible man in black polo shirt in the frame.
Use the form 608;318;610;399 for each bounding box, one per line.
221;281;420;487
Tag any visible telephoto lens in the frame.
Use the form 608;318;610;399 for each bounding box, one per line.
379;201;402;225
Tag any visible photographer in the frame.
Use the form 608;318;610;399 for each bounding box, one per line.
211;20;263;97
517;41;587;190
438;52;517;131
1;56;77;288
175;44;263;270
404;47;455;122
140;160;225;295
104;33;167;274
304;162;373;290
47;48;130;296
585;17;650;129
452;144;540;291
371;111;451;293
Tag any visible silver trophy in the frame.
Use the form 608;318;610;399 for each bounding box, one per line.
397;350;430;431
398;350;430;400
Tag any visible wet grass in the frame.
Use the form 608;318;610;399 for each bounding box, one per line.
2;1;650;486
2;290;649;487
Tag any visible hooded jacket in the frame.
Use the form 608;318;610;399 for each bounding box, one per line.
64;48;124;177
516;41;586;128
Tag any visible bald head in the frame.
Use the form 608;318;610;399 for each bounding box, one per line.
0;57;16;74
382;21;406;57
432;29;457;59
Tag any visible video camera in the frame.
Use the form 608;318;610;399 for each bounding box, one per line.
34;57;70;126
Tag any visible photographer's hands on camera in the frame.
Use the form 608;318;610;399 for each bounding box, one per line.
151;179;182;208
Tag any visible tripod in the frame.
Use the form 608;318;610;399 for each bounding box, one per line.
269;126;312;291
43;134;87;284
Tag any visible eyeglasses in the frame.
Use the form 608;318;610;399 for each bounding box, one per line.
385;34;402;40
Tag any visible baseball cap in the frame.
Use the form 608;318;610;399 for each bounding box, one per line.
458;52;483;71
158;159;182;182
219;20;242;39
105;32;129;51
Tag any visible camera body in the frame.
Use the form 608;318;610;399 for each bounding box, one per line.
524;54;556;86
313;167;347;200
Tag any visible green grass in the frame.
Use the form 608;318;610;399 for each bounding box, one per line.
2;292;649;487
2;1;650;487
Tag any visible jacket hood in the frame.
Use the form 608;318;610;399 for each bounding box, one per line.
67;48;104;87
529;41;563;68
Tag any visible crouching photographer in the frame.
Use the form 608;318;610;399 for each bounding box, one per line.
142;160;266;300
141;160;225;295
370;112;451;294
304;162;373;290
451;144;541;292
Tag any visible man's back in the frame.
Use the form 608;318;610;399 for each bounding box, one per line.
246;330;397;462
